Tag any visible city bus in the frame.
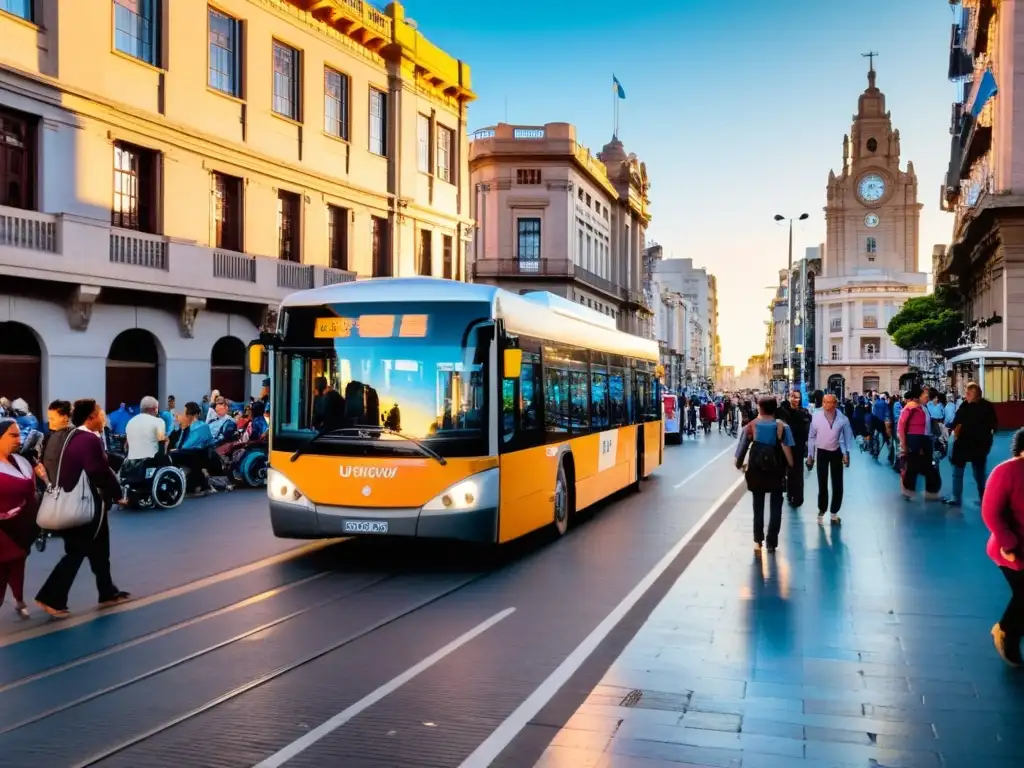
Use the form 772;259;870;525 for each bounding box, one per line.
249;278;663;545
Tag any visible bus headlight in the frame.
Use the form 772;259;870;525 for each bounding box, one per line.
422;468;498;513
267;468;312;509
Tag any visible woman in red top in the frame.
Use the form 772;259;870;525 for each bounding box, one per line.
0;418;38;618
981;428;1024;666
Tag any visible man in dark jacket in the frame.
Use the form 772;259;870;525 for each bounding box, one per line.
944;381;998;507
778;389;812;507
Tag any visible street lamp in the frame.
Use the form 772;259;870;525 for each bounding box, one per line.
773;213;809;394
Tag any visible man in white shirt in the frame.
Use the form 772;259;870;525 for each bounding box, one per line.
124;395;167;462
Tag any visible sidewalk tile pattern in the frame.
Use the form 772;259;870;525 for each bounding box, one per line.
536;434;1024;768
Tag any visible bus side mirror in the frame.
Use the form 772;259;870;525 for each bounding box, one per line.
248;343;267;375
503;348;522;379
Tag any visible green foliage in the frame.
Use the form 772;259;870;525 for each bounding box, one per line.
886;289;963;356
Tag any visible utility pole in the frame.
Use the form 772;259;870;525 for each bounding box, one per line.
774;213;809;393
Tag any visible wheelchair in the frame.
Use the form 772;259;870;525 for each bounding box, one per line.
228;439;269;488
118;448;187;510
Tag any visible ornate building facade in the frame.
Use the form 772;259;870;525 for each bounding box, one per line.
0;0;473;412
815;64;928;397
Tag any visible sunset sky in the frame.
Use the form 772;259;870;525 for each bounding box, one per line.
406;0;956;369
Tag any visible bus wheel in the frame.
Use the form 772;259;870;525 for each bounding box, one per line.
553;461;571;536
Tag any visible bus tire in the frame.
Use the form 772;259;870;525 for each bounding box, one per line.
553;459;572;536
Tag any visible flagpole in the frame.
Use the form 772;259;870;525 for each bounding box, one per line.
613;78;618;138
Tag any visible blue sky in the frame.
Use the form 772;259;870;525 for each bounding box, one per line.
405;0;956;369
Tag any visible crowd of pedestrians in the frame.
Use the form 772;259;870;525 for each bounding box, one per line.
728;382;1021;668
0;384;271;621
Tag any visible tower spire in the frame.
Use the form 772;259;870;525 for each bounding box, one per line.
862;51;878;88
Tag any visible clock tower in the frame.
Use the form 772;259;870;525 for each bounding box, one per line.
815;62;928;396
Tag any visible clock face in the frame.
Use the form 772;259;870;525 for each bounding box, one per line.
864;213;879;228
858;174;886;203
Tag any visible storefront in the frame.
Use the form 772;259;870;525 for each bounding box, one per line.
947;350;1024;428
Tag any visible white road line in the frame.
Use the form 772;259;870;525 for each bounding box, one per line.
673;444;735;488
254;607;516;768
458;476;746;768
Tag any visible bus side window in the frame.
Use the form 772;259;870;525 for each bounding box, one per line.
591;353;610;430
520;351;541;435
502;379;516;444
544;344;570;436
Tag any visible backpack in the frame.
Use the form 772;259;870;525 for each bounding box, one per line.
745;420;786;490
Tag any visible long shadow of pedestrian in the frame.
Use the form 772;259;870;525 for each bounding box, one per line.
745;553;794;666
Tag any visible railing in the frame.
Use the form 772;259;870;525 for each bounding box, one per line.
863;317;879;329
110;229;168;270
213;250;256;282
277;260;314;290
830;320;842;331
861;351;881;360
473;257;573;279
470;128;496;140
321;267;357;286
0;209;57;252
365;5;391;36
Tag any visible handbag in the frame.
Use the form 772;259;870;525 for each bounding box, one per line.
36;432;96;531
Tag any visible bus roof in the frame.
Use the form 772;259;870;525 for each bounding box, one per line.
278;277;659;362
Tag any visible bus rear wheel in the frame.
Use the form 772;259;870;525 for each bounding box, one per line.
553;461;571;536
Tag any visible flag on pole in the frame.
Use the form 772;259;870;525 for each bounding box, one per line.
613;75;626;99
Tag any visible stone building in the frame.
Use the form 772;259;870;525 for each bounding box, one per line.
0;0;473;412
815;62;928;398
468;122;653;337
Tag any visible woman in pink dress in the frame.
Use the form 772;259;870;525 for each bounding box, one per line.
0;418;38;618
981;428;1024;666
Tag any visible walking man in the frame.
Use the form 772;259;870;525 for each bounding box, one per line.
944;381;998;507
807;393;854;525
778;389;811;507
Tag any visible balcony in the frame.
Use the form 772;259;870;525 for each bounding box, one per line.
472;257;622;302
830;320;842;332
0;205;355;305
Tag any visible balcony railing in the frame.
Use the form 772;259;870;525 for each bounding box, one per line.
863;317;879;329
472;257;623;300
320;267;357;286
110;229;168;270
861;351;881;360
277;261;314;290
213;250;256;282
0;208;57;253
830;320;842;331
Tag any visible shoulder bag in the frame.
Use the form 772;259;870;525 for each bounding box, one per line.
36;432;96;531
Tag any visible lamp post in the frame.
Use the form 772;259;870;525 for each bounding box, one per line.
773;213;809;393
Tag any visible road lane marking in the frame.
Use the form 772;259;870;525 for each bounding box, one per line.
673;444;734;488
254;607;516;768
0;570;333;694
458;477;745;768
0;538;344;648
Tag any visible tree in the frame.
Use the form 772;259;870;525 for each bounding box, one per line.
886;288;963;356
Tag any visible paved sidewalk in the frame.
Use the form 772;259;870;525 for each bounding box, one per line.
537;433;1024;768
2;489;301;635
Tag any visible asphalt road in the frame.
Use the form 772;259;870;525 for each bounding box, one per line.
0;430;746;768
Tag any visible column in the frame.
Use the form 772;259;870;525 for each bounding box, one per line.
841;301;851;360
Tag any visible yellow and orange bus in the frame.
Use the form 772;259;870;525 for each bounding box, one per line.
249;277;663;545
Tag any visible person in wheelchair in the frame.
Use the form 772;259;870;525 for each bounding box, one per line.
169;402;216;497
214;401;269;489
120;396;186;509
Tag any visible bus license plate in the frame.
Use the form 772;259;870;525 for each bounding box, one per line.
344;520;388;534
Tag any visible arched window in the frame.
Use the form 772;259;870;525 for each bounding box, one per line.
866;237;877;254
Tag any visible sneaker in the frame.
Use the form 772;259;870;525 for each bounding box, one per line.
830;514;841;525
942;497;961;507
992;623;1022;667
14;603;29;619
817;510;826;524
98;591;132;608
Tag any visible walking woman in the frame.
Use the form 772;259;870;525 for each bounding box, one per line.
982;428;1024;666
0;418;38;618
35;400;130;618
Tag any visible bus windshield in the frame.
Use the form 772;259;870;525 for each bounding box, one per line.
271;301;492;458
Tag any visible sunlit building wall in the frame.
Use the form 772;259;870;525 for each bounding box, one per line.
0;0;473;412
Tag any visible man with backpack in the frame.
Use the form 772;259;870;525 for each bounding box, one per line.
735;397;796;554
807;393;854;525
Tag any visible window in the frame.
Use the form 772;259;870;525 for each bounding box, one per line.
442;233;453;280
516;169;542;185
830;342;841;361
517;218;540;263
208;8;240;96
585;193;591;207
417;229;432;276
272;41;300;120
277;190;300;262
369;88;387;156
417;114;430;172
608;357;629;426
863;376;880;392
114;0;158;65
866;237;877;254
112;141;157;233
0;108;34;210
436;125;453;183
501;343;543;450
324;68;349;139
591;355;610;429
863;302;879;329
327;205;349;270
578;188;584;201
212;172;242;252
371;215;390;276
545;345;590;434
0;0;32;21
